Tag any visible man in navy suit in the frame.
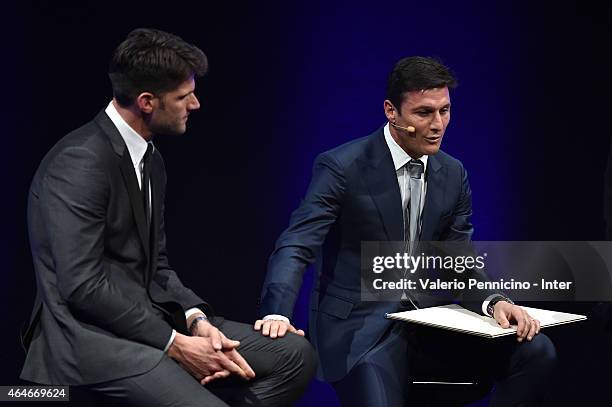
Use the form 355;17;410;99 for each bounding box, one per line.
254;57;557;406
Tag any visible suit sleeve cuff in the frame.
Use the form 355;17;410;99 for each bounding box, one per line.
163;329;177;352
185;307;206;319
263;314;290;324
482;294;500;316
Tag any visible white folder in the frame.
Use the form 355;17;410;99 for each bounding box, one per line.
386;304;586;338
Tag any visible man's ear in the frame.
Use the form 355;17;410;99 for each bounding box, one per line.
135;92;156;114
383;100;397;123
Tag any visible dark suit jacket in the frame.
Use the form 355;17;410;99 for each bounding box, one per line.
260;126;495;381
21;111;211;385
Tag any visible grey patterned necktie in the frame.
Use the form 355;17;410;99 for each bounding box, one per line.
401;159;424;308
404;159;424;254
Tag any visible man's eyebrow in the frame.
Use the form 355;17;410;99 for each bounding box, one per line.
411;103;451;111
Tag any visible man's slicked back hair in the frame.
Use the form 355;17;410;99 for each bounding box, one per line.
109;28;208;107
386;56;457;109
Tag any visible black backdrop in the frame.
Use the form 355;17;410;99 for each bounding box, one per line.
1;1;610;405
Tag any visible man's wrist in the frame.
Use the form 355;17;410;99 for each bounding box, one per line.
189;315;208;335
487;295;514;316
163;329;177;352
262;314;290;324
185;307;205;320
185;308;207;333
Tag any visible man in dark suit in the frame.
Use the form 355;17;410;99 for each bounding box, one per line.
254;57;557;406
21;28;315;406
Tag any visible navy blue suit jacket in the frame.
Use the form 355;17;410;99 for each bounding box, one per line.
260;126;493;381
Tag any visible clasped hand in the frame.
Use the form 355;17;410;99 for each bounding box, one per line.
168;320;255;385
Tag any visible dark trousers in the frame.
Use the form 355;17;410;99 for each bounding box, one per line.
82;319;317;406
332;322;557;407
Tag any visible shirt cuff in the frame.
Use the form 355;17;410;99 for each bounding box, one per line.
163;329;177;352
185;307;206;319
263;314;290;324
482;294;501;316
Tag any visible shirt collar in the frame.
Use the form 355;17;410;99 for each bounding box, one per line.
105;101;153;168
383;122;428;172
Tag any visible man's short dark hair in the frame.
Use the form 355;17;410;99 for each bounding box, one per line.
109;28;208;107
386;56;457;109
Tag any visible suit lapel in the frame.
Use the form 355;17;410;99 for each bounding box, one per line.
119;150;150;259
359;130;404;241
148;152;164;284
95;110;150;259
420;154;445;241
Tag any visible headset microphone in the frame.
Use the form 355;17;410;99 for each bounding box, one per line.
390;122;416;133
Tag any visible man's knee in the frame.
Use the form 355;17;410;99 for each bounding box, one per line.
286;333;317;371
274;333;317;385
520;333;557;372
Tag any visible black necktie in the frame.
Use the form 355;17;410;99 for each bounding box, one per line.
142;143;153;228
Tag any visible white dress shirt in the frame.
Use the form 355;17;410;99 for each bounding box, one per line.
105;101;205;350
383;123;428;222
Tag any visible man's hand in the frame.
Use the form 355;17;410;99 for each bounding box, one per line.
253;319;305;339
168;333;255;385
493;301;541;342
188;318;256;384
253;319;304;339
192;317;240;351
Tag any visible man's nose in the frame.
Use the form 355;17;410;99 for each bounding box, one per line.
430;111;443;132
189;94;201;110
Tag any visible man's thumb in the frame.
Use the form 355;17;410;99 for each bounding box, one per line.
498;313;510;329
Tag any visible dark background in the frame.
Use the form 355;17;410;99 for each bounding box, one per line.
1;1;610;405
